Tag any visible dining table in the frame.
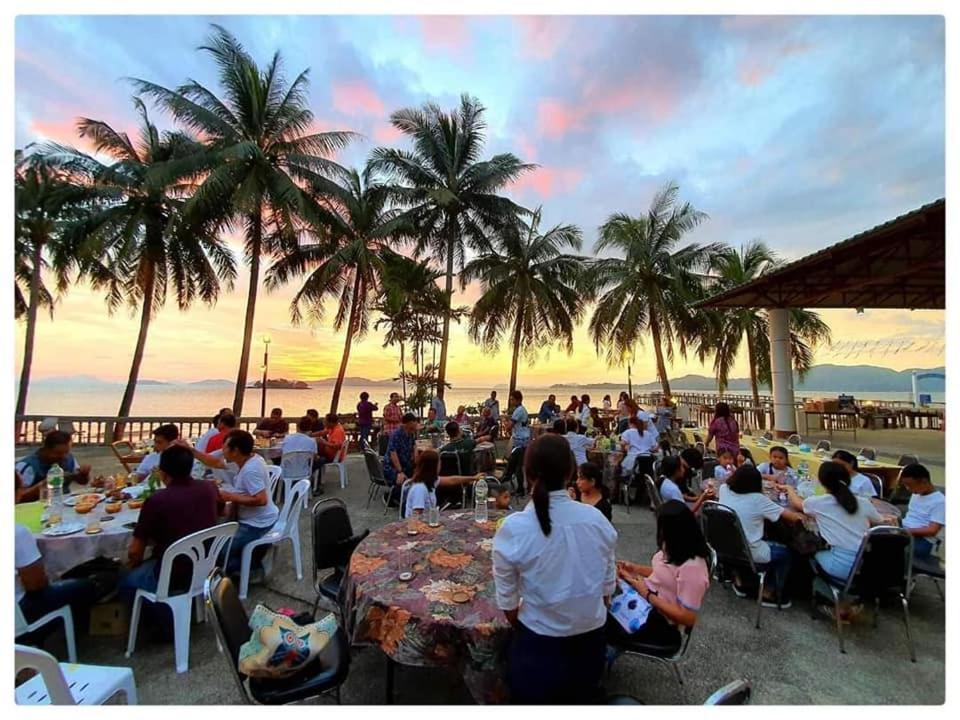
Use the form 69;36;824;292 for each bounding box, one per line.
344;512;513;703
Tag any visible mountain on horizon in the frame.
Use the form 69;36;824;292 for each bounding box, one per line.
304;376;399;387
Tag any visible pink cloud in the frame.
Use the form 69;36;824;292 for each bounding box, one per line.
536;98;586;140
514;16;574;60
331;82;386;117
512;166;584;198
372;123;404;144
418;16;471;54
738;41;811;87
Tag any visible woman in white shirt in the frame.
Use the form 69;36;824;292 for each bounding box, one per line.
620;416;659;477
563;417;596;466
404;450;439;519
831;449;878;497
717;466;804;608
493;434;617;704
780;461;883;581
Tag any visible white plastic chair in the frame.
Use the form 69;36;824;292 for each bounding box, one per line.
281;450;315;509
238;479;311;600
15;644;137;705
125;522;238;673
320;444;349;490
266;464;283;496
16;603;76;663
398;478;414;520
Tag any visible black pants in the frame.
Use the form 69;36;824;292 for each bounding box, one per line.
509;622;606;704
605;608;682;653
504;445;527;493
19;578;98;638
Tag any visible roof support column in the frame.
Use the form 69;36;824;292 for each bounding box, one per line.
769;308;797;437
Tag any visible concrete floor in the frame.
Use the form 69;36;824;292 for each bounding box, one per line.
21;448;946;705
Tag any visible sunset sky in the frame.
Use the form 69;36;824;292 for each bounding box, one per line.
14;15;945;387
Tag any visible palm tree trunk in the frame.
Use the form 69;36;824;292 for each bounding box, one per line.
15;235;45;434
508;307;524;398
435;231;455;399
329;272;362;414
649;312;672;398
400;342;407;401
745;323;765;429
112;262;157;442
232;209;262;417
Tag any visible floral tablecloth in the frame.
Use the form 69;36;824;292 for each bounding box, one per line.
345;512;512;703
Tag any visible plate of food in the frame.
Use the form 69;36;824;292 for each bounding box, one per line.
64;493;105;507
42;522;85;537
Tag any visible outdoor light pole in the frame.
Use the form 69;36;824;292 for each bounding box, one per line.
260;335;271;418
623;348;633;398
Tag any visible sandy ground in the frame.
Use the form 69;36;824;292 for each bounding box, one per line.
16;446;945;706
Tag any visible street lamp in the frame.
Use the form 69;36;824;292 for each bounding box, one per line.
622;348;634;398
260;335;271;418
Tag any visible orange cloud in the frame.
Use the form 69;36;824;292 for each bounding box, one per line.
514;16;574;60
331;82;386;117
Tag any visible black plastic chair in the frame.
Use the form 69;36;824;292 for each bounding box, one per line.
362;449;390;510
311;498;369;619
621;455;655;514
858;447;877;461
701;459;719;484
701;501;779;628
897;453;920;466
863;473;884;498
203;570;350;705
762;431;774;441
911;539;945;602
786;434;802;446
816;440;832;452
810;526;916;661
704;679;752;705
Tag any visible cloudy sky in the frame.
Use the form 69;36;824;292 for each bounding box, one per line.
14;14;945;386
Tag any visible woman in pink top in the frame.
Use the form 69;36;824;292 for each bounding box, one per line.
606;500;711;651
705;402;740;456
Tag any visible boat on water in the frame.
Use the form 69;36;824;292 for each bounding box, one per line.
246;379;311;390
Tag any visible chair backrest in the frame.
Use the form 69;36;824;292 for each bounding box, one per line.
787;434;802;446
762;431;773;441
203;571;252;702
858;447;877;461
897;453;919;467
363;449;387;485
266;465;283;496
645;475;663;510
311;498;357;575
14;645;75;705
700;501;757;573
154;522;238;601
844;526;913;599
334;440;348;463
111;440;134;455
816;440;832;451
398;478;415;519
281;451;315;480
693;433;704;444
439;451;461;476
694;442;706;456
864;473;884;498
704;679;752;705
701;458;719;483
272;479;310;538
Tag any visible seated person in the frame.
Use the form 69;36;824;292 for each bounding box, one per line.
204;412;237;454
453;405;470;425
315;413;347;470
713;449;736;483
186;430;280;574
548;418;566;435
538;395;559;424
718;466;804;607
899;463;945;558
132;423;180;482
423;407;445;434
679;447;704;487
254;407;288;438
571;462;612;522
404;450;482;517
281;416;320;456
831;449;877;497
564;417;596;466
658;455;713;514
736;447;755;467
757;446;798;487
607;501;711;651
196;408;231;452
440;421;477;474
121;445;219;599
15;430;90;503
305;408;325;435
384;413;418;504
474;407;499;443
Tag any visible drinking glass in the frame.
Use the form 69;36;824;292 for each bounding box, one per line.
85;507;102;534
427;505;441;527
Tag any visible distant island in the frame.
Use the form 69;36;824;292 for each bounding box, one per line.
247;378;311;390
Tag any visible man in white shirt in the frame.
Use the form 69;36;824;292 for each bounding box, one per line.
281;416;320;455
132;424;180;481
483;391;500;420
563;417;595;466
899;463;946;558
196;408;230;452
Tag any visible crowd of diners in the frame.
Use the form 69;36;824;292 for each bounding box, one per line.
14;393;944;704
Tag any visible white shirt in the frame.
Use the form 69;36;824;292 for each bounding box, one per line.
718;484;783;564
484;398;500;418
405;482;437;518
232;455;280;529
659;477;685;504
902;491;946;532
621;428;659;456
757;462;798;487
15;524;42;603
565;432;595;466
579;404;592;425
134;452;161;479
714;464;735;483
493;491;617;637
281;432;318;455
848;473;878;498
803;494;882;552
196;427;220;452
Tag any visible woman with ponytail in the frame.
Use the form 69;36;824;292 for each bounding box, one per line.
492;434;618;704
780;460;884;581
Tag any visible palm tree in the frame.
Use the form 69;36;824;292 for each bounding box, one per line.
14;149;85;422
588;183;720;397
42;99;236;439
265;164;406;413
131;24;356;415
696;241;832;413
463;208;587;397
370;94;534;400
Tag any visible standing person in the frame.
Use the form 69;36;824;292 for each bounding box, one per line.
197;408;231;452
254;407;288;438
382;393;403;438
578;394;593;430
602;395;613;412
898;463;945;558
504;390;532;496
705;402;740;456
831;450;877;497
204;413;237;454
655;396;674;435
383;413;418;504
564;394;581;415
717;465;804;607
493;434;617;704
131;424;180;482
483;390;501;421
537;394;558;424
15;430;91;502
356;392;378;449
430;394;447;422
564;417;596;467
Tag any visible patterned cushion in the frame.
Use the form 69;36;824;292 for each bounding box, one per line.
238;605;338;679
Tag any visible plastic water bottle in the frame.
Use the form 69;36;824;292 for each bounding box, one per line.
46;463;64;507
474;477;489;524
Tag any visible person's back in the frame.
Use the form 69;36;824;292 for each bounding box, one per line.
803;493;879;553
564;431;592;466
717;482;782;563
